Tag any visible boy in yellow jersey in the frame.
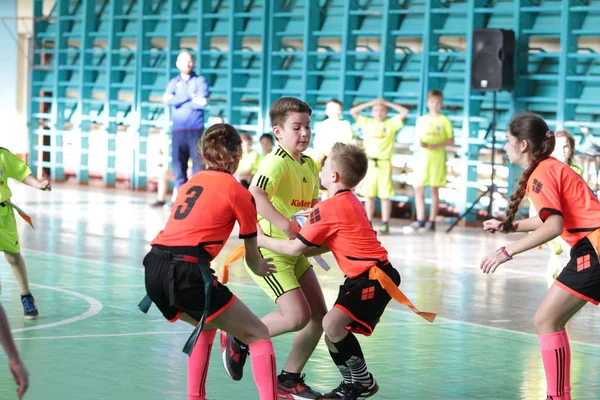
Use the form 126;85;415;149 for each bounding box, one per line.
350;98;409;235
402;90;454;233
0;148;51;319
221;97;326;399
235;132;261;188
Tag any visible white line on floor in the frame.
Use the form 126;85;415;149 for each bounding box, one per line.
14;331;189;341
11;283;103;333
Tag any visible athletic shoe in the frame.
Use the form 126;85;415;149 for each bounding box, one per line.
220;331;248;381
418;221;435;232
321;382;349;399
149;200;166;207
21;294;38;320
401;220;424;234
341;375;379;400
378;223;390;235
277;373;322;399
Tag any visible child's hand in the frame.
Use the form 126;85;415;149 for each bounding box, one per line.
252;257;276;277
420;141;429;149
9;358;29;399
480;248;511;274
39;180;51;191
482;219;502;234
283;219;301;239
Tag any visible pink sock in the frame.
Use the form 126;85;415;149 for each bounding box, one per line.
187;329;217;400
249;340;278;400
538;330;571;400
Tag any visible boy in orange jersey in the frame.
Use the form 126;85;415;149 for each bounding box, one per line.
258;143;435;400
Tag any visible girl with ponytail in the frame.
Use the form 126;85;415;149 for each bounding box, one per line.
481;113;600;400
142;123;279;400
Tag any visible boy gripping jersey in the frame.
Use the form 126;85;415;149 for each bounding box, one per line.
152;169;257;259
528;157;600;248
355;115;404;160
415;113;453;188
291;189;434;334
297;190;388;279
251;145;320;239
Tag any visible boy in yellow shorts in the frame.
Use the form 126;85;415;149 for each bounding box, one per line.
221;97;326;399
403;90;453;233
350;98;409;234
0;148;51;319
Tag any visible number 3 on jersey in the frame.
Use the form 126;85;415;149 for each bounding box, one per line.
174;186;203;220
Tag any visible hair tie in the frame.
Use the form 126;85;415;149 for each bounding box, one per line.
546;130;555;138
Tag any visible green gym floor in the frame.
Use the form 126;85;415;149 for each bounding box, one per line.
1;185;600;400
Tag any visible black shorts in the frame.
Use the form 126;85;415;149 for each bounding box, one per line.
143;246;235;322
556;237;600;305
334;262;401;336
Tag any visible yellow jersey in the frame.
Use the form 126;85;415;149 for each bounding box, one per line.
355;115;404;160
251;145;320;239
416;113;454;146
0;148;32;204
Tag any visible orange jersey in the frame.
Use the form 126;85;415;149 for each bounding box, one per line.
528;157;600;247
152;169;257;259
296;190;388;278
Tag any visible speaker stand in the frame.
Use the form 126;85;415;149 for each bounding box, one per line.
447;91;499;233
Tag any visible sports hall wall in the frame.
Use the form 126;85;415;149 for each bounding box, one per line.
10;0;600;220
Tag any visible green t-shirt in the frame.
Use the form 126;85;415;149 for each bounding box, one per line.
0;148;32;203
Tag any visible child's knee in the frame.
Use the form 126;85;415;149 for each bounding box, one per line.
322;313;347;342
533;309;561;332
283;307;311;332
289;315;310;332
4;251;20;265
244;322;271;344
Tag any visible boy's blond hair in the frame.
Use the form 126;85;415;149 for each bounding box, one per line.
329;143;368;188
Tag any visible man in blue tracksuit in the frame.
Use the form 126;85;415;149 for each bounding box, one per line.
163;51;210;190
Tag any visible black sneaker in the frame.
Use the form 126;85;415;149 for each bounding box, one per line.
21;294;38;320
220;331;248;381
341;375;379;400
322;382;350;399
277;373;322;399
419;221;435;232
149;199;166;207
